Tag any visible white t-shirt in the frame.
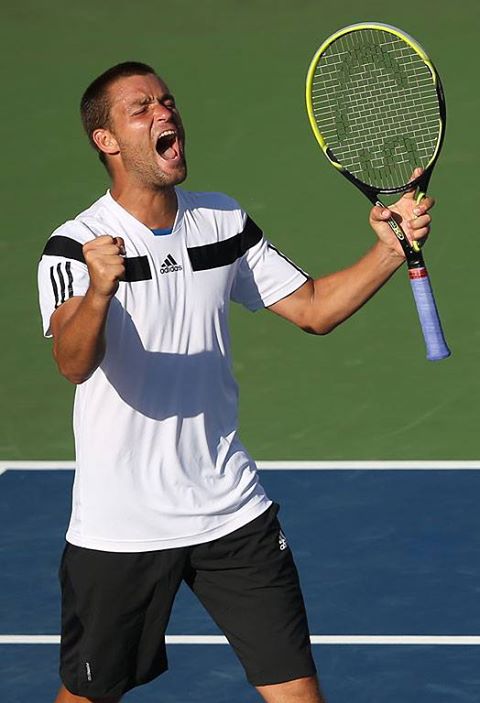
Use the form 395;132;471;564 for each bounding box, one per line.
38;189;308;552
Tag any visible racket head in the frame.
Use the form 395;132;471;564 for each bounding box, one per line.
305;22;446;195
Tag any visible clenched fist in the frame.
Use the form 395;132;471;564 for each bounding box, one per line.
83;235;126;298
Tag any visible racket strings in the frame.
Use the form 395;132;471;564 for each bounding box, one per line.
310;29;441;189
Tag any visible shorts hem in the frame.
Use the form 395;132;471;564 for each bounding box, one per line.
60;664;168;698
248;663;318;688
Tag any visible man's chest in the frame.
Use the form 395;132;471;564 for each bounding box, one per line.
112;225;239;315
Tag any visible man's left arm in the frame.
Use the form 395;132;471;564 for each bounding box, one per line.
269;181;434;334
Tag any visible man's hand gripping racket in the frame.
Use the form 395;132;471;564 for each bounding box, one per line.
306;22;450;360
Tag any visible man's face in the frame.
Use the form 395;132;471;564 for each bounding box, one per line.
105;73;187;187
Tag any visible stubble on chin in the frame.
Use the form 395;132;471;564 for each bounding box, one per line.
121;145;187;189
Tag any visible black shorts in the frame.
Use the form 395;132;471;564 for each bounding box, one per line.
59;503;316;698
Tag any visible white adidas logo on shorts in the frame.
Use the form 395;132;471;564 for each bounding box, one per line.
278;530;288;551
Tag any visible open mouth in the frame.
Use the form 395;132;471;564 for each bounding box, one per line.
155;129;180;161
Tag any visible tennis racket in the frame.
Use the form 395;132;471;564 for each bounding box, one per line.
305;22;450;361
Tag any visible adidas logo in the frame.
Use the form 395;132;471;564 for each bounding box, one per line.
278;530;288;551
160;254;183;274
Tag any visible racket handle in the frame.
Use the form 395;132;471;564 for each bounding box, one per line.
408;266;451;361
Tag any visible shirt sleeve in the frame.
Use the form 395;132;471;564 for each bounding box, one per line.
230;213;309;311
37;228;91;337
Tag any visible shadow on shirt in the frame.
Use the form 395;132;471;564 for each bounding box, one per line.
99;298;240;432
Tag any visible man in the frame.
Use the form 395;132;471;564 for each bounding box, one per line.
38;62;433;703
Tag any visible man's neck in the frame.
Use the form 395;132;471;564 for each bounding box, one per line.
110;182;178;230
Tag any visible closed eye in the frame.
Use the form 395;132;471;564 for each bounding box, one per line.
128;94;178;117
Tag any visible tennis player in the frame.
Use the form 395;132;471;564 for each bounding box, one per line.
38;62;434;703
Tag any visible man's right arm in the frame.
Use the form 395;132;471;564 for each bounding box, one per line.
50;235;125;384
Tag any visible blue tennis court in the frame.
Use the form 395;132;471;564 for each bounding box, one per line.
1;462;479;702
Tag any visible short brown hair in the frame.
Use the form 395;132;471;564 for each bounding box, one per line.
80;61;156;167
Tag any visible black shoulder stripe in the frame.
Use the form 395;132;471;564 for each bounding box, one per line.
124;256;152;282
42;235;151;282
42;235;85;263
187;216;263;271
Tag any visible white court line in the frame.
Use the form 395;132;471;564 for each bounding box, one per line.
259;461;480;470
1;461;480;472
2;635;480;646
0;461;75;472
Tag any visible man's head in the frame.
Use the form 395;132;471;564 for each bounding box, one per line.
80;62;186;188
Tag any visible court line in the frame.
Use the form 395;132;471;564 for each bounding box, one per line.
2;635;480;646
1;461;480;472
0;461;75;471
260;461;480;470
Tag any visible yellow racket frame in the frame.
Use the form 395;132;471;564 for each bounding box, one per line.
305;22;444;179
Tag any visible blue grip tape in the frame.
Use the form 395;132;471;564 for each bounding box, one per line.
409;269;450;361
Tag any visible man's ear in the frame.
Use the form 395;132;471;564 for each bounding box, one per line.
92;128;120;156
